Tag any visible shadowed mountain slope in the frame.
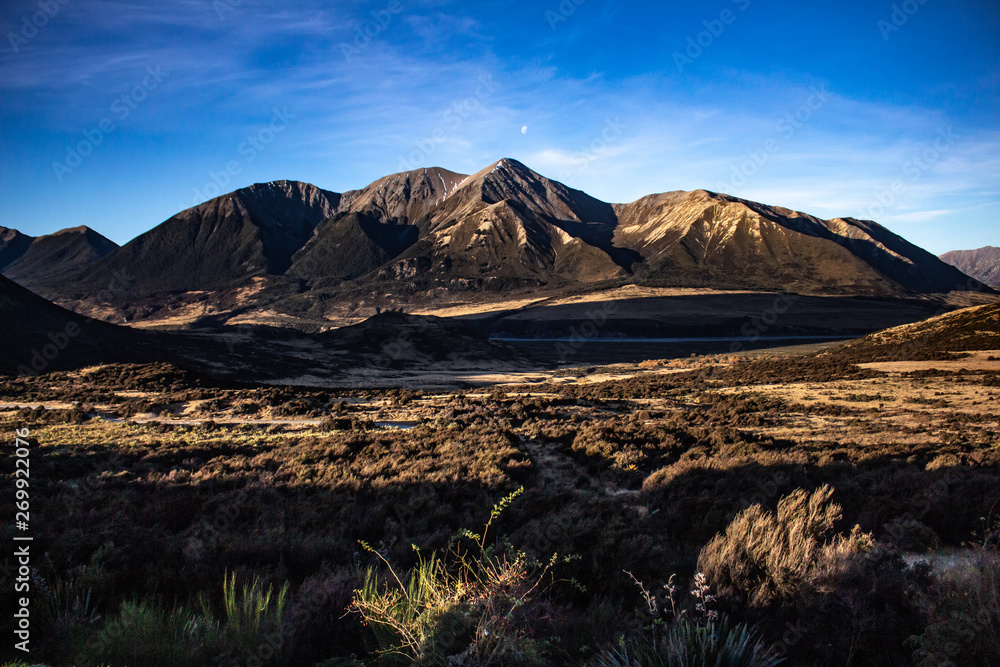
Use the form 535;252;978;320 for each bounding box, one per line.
339;166;469;224
0;226;34;270
321;310;521;364
2;226;118;295
70;180;340;298
0;275;149;374
287;211;419;282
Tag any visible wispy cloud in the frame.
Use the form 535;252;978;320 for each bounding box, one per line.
1;1;996;253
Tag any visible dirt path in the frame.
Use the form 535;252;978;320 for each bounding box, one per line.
518;435;639;497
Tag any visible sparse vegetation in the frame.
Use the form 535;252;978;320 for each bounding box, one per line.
352;487;572;665
592;572;782;667
43;572;290;667
908;550;1000;666
2;323;999;665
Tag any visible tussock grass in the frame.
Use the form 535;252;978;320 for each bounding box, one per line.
697;485;873;608
591;573;782;667
593;617;783;667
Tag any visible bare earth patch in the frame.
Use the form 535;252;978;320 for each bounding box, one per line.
859;349;1000;373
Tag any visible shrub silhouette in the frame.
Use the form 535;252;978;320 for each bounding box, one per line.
908;550;1000;666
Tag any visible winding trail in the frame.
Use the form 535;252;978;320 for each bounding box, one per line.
518;434;640;498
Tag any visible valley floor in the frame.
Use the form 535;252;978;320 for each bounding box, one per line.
1;341;998;665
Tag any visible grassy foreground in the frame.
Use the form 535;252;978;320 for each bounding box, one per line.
1;347;998;665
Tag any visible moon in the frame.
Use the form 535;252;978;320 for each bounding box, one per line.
521;126;528;135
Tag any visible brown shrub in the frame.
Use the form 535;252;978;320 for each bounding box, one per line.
697;485;873;609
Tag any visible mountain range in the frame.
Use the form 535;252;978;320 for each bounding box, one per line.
0;271;518;378
940;246;1000;288
0;225;117;295
3;158;991;330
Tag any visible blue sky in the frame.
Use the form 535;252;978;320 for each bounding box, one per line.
1;0;998;254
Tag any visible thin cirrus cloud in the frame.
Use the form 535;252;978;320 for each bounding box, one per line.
0;0;996;254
